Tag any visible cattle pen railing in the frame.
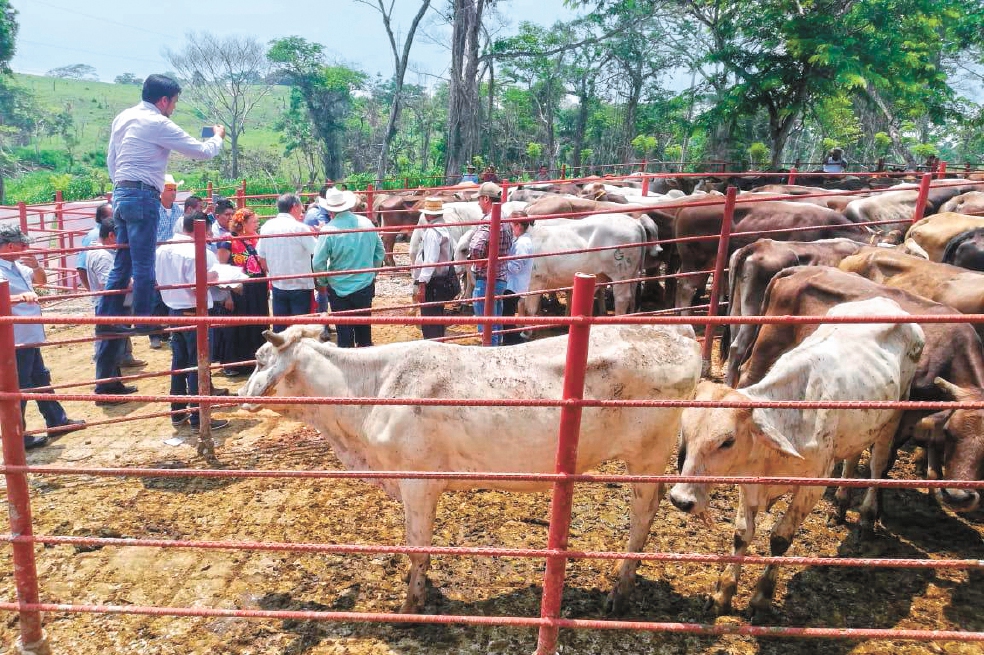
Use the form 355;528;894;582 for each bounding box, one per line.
1;173;984;652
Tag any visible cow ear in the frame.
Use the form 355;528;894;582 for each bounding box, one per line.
263;330;286;349
750;408;804;460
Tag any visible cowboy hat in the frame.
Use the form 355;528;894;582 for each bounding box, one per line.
319;188;358;213
163;174;184;189
419;197;445;216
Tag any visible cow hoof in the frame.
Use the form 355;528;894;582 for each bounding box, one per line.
748;603;775;625
604;591;627;616
706;595;731;616
399;599;423;615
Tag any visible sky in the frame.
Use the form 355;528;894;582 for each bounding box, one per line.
10;0;581;83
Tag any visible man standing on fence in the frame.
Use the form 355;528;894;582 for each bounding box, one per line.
314;188;385;347
98;74;225;337
0;224;87;449
156;213;229;432
468;182;513;346
257;193;317;332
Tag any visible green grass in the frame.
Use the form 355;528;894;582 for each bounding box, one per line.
14;73;290;157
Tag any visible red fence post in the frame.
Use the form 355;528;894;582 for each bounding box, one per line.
938;161;947;180
535;272;596;655
912;173;933;224
560;164;566;180
206;181;214;201
787;166;798;185
641;174;649;197
17;202;28;234
54;192;67;291
0;281;49;654
700;186;737;375
366;183;376;225
501;179;509;203
481;202;503;346
236;180;246;209
193;219;216;463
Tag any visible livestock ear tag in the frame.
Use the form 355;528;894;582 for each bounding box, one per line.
751;408;804;459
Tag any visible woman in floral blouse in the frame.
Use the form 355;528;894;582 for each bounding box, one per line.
219;208;269;376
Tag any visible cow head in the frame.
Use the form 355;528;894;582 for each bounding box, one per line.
239;326;328;412
669;381;804;516
925;377;983;512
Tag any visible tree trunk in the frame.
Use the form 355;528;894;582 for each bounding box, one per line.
445;0;485;181
862;82;916;167
230;129;240;179
572;87;589;170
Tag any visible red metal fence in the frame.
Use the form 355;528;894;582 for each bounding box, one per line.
1;169;983;652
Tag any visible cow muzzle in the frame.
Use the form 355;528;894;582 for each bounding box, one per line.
668;484;704;514
936;487;980;513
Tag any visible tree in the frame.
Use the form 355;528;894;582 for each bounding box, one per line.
113;73;143;85
1;0;16;75
444;0;491;180
267;37;366;179
165;32;273;178
355;0;432;183
46;64;99;80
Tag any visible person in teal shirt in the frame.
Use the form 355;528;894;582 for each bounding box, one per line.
313;189;385;347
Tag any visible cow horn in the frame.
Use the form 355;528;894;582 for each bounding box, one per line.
934;377;968;400
263;330;287;348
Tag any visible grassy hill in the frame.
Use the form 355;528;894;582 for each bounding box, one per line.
14;73;290;160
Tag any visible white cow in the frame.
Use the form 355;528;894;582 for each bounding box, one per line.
240;322;702;615
456;213;661;317
668;298;924;618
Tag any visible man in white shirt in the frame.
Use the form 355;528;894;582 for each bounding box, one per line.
76;202;113;290
257;193;317;332
156;212;229;432
98;74;225;337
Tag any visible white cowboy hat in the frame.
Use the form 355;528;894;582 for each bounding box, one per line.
163;174;184;189
319;188;358;213
419;197;445;216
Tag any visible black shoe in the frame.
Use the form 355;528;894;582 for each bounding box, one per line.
210;386;231;397
120;357;148;368
24;435;49;450
171;411;190;427
94;386;137;406
222;368;242;377
189;419;230;432
48;419;86;438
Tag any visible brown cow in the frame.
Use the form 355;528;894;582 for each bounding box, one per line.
844;183;971;231
736;266;984;512
724;238;868;386
838;247;984;341
940;190;984;216
903;212;984;261
672;200;873;312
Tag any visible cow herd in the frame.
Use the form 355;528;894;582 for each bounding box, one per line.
238;172;984;623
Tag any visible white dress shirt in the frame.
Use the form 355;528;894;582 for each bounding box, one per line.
257;213;317;290
87;244;133;308
108;101;223;191
412;222;452;284
155;233;218;310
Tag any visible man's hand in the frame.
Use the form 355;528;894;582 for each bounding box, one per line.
12;292;39;304
19;254;41;269
223;297;235;311
414;282;426;305
214;124;226;139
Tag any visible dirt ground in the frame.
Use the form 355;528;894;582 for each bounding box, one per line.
2;254;984;655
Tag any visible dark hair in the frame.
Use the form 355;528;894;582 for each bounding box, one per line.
142;74;181;104
214;198;235;215
182;211;209;234
277;193;301;213
184;195;202;212
95;202;113;222
509;209;533;230
98;217;115;240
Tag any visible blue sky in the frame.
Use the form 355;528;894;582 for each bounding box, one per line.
10;0;580;82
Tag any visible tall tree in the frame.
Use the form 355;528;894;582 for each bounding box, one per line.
355;0;432;183
165;32;273;178
267;37;366;180
444;0;491;180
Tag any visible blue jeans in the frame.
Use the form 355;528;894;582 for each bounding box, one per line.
97;186;160;323
94;336;127;393
271;287;313;332
472;278;507;346
168;309;204;425
327;282;375;348
15;348;69;429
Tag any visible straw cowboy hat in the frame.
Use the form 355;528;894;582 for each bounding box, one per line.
163;174;184;189
319;188;359;213
419;197;445;216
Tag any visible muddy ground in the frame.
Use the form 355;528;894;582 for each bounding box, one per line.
2;255;984;655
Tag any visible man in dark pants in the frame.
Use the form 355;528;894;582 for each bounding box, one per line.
99;74;224;336
313;189;385;347
257;194;317;332
155;213;229;431
412;198;455;340
0;225;86;449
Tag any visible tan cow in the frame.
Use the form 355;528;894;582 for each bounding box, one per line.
903;212;984;260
